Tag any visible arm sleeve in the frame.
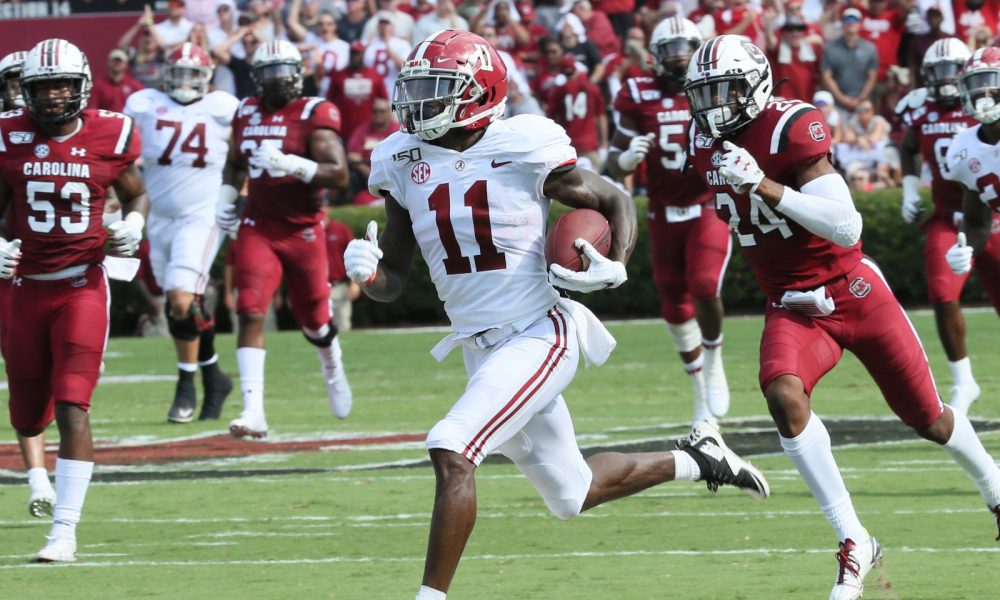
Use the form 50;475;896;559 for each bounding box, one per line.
774;173;862;248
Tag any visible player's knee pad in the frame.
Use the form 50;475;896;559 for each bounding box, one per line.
666;318;702;354
167;297;214;342
302;322;339;348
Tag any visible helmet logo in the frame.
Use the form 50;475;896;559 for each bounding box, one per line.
469;44;495;72
411;161;431;184
808;121;826;142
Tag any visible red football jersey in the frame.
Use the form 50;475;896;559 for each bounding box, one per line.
547;74;605;154
326;67;389;145
614;76;709;209
0;108;141;275
688;99;862;297
898;92;976;219
234;96;342;228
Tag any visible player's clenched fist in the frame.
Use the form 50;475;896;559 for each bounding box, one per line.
105;212;145;257
344;221;383;285
216;184;241;238
0;238;22;279
946;232;973;275
617;133;656;172
548;238;627;293
718;140;764;194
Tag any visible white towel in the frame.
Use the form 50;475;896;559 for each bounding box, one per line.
103;256;141;282
557;298;616;367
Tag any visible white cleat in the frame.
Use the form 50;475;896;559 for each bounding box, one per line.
829;536;883;600
27;487;56;518
948;382;980;415
35;535;77;563
692;407;718;427
229;411;268;439
326;368;353;419
703;346;730;418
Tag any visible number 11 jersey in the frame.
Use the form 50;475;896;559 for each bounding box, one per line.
368;114;574;334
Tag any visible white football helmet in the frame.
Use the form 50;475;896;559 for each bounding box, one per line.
251;40;304;107
20;38;92;124
163;43;214;104
649;16;703;84
684;35;773;137
959;46;1000;124
922;37;971;106
0;51;27;110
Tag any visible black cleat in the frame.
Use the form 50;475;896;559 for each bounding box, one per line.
167;376;197;423
199;371;233;421
676;421;770;500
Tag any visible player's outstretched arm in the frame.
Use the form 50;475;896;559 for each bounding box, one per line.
544;166;637;263
352;193;417;303
961;187;992;254
606;114;651;181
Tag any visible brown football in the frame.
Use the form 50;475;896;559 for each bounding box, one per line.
544;208;612;272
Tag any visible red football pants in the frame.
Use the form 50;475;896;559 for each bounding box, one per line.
923;215;1000;312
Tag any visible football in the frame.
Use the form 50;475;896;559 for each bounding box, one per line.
545;208;612;272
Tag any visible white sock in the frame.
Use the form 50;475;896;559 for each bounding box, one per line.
198;353;219;367
670;449;702;482
702;334;723;350
236;347;266;415
27;467;52;492
684;354;708;414
415;585;446;600
948;357;975;388
943;408;1000;508
779;412;866;542
314;335;343;378
702;336;723;371
51;458;94;539
177;362;197;373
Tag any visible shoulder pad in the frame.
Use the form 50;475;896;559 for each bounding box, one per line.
895;88;928;116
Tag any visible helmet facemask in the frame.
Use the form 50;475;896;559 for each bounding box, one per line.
960;68;1000;124
0;67;23;110
685;71;764;137
653;39;697;86
924;60;964;106
164;63;212;104
393;63;493;141
252;62;302;108
23;75;89;124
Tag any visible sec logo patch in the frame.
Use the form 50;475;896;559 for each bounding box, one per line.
809;121;826;142
34;143;50;158
411;161;431;184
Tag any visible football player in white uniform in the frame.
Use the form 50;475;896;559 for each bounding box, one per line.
124;43;236;423
0;49;57;518
344;30;770;600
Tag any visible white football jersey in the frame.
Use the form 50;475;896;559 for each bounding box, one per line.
943;123;1000;208
369;115;577;334
124;89;239;218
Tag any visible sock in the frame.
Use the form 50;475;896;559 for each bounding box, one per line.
670;449;702;482
236;347;266;415
177;362;197;374
51;458;94;540
198;327;217;363
948;357;975;388
315;336;343;378
415;585;446;600
779;412;866;542
702;334;723;350
943;408;1000;508
684;354;708;416
27;467;52;493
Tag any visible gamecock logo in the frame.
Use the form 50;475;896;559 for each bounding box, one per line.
411;161;431;184
809;121;826;142
849;277;871;298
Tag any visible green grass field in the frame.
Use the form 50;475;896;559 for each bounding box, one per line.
1;310;999;599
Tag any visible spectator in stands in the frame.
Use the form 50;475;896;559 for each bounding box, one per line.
472;0;531;57
339;0;371;42
907;6;949;87
820;7;878;115
346;97;397;204
879;64;911;143
362;0;416;41
955;0;999;45
325;217;362;332
838;98;893;183
813;90;845;148
293;5;351;97
605;25;647;102
513;2;549;74
364;14;412;93
592;0;636;43
212;25;264;98
714;0;762;45
774;0;823;41
412;0;470;47
546;55;608;172
860;0;906;83
188;22;213;50
185;0;219;27
329;42;390;144
533;37;567;102
90;49;143;113
156;0;195;50
208;0;240;95
765;14;821;103
571;0;621;59
479;24;532;96
245;0;284;42
558;12;605;83
682;0;724;38
288;0;324;35
399;0;437;21
506;78;546;116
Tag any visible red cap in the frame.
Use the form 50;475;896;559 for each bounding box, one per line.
350;42;366;53
518;2;536;20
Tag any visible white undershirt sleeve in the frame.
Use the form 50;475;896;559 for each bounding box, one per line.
774;173;863;248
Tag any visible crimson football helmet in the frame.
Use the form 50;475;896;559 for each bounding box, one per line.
393;29;508;141
922;37;971;107
649;16;703;86
959;46;1000;123
163;42;214;104
684;35;773;137
20;38;92;125
0;51;27;110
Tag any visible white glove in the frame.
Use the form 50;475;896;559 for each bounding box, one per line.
718;140;764;194
946;232;973;275
248;144;318;183
548;238;627;293
901;175;922;224
616;133;655;172
216;184;241;238
105;212;144;257
344;220;383;285
0;238;21;279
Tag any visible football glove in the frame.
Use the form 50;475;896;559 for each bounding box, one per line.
946;232;973;275
248;144;318;183
901;175;923;224
0;237;21;279
718;140;764;194
548;238;627;293
344;221;382;285
616;133;655;172
216;184;241;238
105;212;144;257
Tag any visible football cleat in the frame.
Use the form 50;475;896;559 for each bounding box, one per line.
326;369;353;419
35;535;77;563
27;487;56;518
167;378;197;424
229;411;268;439
948;382;980;415
702;344;730;418
829;536;883;600
199;371;233;421
676;421;769;499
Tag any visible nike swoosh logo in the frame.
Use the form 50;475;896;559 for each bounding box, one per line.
175;408;193;418
492;159;512;168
